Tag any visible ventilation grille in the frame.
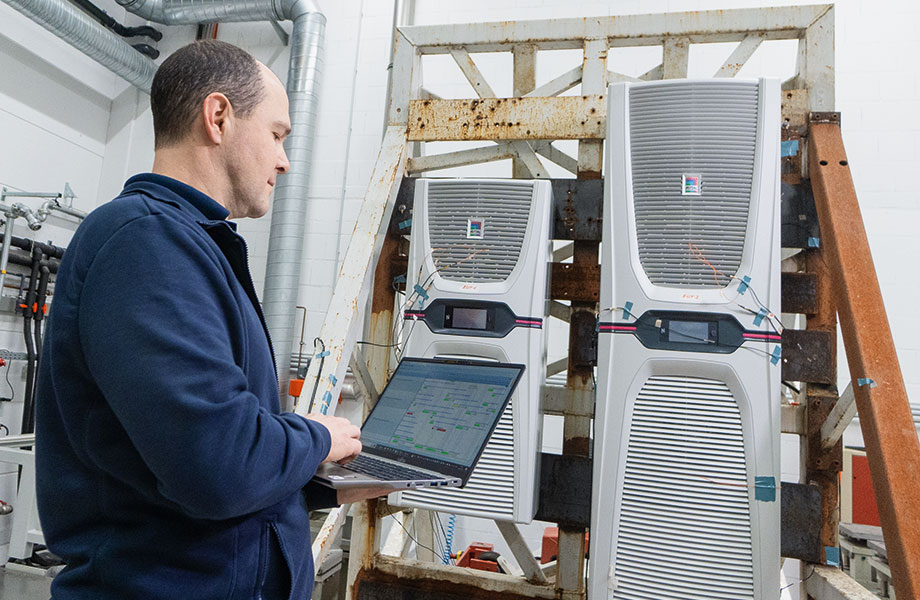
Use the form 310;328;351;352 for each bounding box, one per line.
614;376;754;600
629;81;759;288
426;181;534;283
399;399;515;518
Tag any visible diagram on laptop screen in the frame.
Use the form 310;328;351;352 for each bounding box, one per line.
361;362;516;467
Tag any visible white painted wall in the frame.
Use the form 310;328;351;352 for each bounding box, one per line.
2;0;918;593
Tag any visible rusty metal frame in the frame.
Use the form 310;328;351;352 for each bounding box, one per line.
286;5;911;600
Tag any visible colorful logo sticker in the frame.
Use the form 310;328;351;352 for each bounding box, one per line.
682;174;702;196
467;218;484;239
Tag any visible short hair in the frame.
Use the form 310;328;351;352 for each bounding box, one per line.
151;40;266;149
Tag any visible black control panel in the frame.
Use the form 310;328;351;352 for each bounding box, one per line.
599;310;763;354
405;298;542;339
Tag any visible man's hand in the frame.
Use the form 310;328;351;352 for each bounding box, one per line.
304;414;362;464
337;487;392;505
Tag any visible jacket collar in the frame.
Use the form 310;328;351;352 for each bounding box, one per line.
122;173;236;230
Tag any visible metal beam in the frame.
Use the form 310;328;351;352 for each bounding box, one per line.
782;402;806;435
542;385;593;418
296;126;407;417
714;34;764;77
398;5;831;53
495;521;547;583
662;37;689;79
312;504;349;567
510;141;548;178
533;141;578;174
381;509;414;558
388;30;419;126
804;565;879;600
357;555;556;600
809;116;920;599
525;65;582;98
513;43;537;178
800;6;835;111
546;357;568;378
821;382;856;451
407;143;516;174
407;96;606;141
449;47;496;98
548;300;571;323
349;347;380;410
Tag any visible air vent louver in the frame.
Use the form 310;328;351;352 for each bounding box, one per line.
426;181;534;283
629;82;759;288
614;376;754;600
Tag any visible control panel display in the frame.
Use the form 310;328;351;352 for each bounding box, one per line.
447;307;491;330
665;320;717;344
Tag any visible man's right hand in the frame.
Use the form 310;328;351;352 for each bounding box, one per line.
304;414;362;464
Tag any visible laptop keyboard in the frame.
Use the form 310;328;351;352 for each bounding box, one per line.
347;454;441;481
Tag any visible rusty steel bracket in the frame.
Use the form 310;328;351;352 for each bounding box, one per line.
809;118;920;599
781;329;835;384
781;272;818;315
536;453;592;528
780;482;824;563
781;181;821;248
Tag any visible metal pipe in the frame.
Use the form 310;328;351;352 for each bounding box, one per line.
0;218;15;297
0;0;157;92
263;9;326;408
114;0;326;406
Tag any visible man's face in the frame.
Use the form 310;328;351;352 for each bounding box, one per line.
224;65;291;219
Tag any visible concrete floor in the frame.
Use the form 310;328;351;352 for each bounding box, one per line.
0;566;53;599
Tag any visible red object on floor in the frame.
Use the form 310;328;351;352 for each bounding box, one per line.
852;453;881;526
288;378;305;398
541;527;589;564
455;542;499;572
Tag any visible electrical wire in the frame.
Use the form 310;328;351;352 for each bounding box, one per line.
687;242;784;335
4;359;14;401
307;337;326;413
780;564;816;591
384;506;441;560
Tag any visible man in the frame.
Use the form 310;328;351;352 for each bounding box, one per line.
35;40;383;599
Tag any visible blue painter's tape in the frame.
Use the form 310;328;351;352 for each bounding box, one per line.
398;218;412;230
320;390;333;413
771;345;782;365
623;301;634;319
393;274;407;285
808;237;820;248
781;139;799;157
329;374;337;386
316;351;330;358
825;546;841;567
738;275;752;295
857;378;878;388
753;307;768;327
413;284;429;300
754;476;776;502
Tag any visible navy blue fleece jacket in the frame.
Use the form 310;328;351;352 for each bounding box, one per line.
35;174;337;599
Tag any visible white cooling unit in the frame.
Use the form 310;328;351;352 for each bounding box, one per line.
590;79;782;600
390;178;552;523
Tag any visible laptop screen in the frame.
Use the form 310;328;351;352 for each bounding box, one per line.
361;358;524;471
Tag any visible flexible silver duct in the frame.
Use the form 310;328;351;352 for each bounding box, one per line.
1;0;157;92
261;12;325;408
115;0;321;23
117;0;326;406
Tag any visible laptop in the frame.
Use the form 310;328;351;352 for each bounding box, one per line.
313;357;525;490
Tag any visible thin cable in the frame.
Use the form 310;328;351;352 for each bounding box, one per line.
4;359;14;401
780;564;816;591
307;337;326;413
384;506;441;560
